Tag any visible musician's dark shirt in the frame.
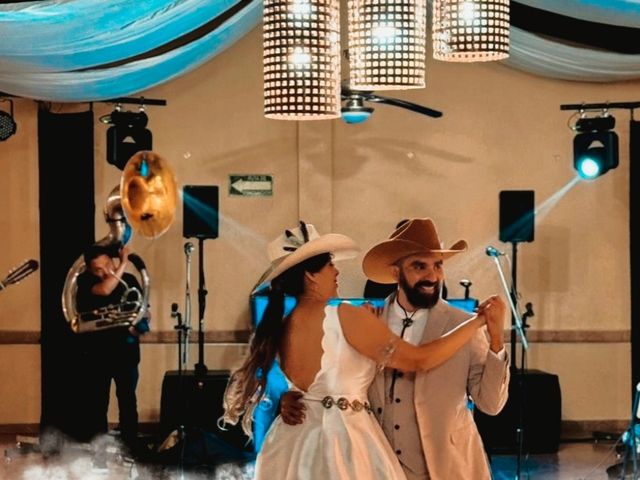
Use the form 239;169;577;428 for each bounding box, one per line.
75;271;148;363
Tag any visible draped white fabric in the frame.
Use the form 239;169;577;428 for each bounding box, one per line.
0;0;638;102
506;27;640;83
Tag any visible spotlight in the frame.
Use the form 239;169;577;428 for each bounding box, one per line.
341;96;373;124
573;115;619;180
0;99;17;141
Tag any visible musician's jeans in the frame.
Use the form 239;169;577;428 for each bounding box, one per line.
87;339;141;446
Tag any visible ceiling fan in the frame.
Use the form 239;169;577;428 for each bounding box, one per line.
341;85;443;124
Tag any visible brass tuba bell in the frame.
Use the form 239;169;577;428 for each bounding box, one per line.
62;150;178;333
120;150;178;239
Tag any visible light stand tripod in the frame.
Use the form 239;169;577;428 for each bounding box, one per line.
170;303;189;478
160;244;194;477
606;383;640;480
487;243;529;479
621;384;640;480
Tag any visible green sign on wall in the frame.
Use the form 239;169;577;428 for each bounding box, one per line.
229;174;273;196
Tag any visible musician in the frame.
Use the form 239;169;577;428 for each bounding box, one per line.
75;243;150;461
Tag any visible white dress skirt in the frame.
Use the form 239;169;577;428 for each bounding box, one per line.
255;304;407;480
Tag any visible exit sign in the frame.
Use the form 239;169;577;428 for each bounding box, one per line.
229;174;273;196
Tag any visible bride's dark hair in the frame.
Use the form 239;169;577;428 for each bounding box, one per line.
220;252;332;438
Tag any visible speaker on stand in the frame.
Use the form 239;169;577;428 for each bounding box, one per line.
156;186;255;468
494;190;543;479
183;185;219;240
499;190;535;244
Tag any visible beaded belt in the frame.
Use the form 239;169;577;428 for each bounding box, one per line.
309;396;372;413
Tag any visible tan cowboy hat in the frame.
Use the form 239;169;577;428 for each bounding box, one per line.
253;221;360;291
362;218;467;284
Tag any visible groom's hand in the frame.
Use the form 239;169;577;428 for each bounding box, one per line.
280;390;306;425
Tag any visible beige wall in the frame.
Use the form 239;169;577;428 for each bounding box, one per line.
0;25;636;428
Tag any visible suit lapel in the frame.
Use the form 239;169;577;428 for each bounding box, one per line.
415;299;451;392
421;299;450;343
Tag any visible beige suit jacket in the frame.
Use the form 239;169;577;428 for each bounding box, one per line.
368;296;510;480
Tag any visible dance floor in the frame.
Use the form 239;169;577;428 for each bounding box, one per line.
1;432;636;480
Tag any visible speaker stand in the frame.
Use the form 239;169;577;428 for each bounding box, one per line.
510;241;529;480
194;238;208;377
488;241;530;479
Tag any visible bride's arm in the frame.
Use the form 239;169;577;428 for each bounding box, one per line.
338;302;486;372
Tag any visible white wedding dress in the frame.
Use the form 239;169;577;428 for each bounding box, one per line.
255;304;407;479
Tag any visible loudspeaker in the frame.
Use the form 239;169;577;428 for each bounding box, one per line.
182;185;219;239
474;369;561;454
159;370;252;452
499;190;535;243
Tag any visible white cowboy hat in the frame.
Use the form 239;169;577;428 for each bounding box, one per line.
253;221;360;292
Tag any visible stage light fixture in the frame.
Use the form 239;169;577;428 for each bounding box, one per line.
0;99;17;141
573;115;619;180
105;107;153;170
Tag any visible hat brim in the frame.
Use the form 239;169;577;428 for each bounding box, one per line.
255;233;360;291
362;239;467;284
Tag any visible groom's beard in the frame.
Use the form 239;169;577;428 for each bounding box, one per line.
398;271;440;309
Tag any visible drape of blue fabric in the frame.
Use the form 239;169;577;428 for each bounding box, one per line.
0;0;261;101
0;0;250;72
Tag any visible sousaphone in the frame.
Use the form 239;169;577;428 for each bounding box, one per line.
62;151;178;333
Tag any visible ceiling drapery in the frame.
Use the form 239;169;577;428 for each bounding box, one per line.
0;0;638;103
0;0;261;101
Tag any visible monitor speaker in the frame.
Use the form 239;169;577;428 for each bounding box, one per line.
499;190;535;243
474;369;561;454
159;370;252;452
183;185;219;239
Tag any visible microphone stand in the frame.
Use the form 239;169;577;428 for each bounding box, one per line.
183;243;194;372
487;242;529;480
487;246;529;352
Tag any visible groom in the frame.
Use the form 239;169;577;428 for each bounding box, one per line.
281;218;510;480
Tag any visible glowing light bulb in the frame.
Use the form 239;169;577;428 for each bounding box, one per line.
460;1;477;23
372;25;397;43
290;47;311;66
290;0;312;15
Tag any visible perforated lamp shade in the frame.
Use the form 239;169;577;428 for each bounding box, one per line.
432;0;509;62
0;99;17;141
348;0;427;90
263;0;341;120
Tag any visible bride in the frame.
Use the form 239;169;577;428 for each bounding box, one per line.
221;221;489;479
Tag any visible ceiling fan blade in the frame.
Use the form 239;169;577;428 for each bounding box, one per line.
367;96;443;118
